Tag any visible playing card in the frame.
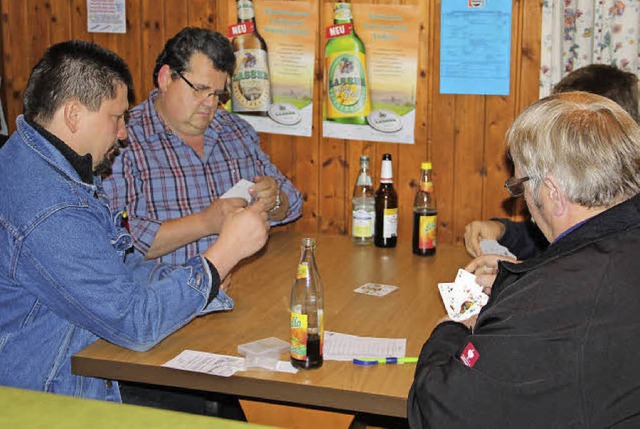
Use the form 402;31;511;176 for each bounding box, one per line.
479;239;516;259
438;270;489;322
354;283;398;297
220;179;254;203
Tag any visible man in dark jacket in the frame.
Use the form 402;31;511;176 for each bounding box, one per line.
408;91;640;428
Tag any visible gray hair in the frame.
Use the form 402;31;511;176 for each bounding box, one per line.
507;91;640;207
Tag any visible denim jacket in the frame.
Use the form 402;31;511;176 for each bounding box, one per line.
0;116;233;401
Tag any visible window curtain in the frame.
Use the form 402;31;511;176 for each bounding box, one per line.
540;0;640;97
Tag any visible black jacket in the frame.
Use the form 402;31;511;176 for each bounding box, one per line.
495;218;549;259
409;193;640;428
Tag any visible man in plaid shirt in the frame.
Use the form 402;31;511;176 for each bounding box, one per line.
103;27;302;266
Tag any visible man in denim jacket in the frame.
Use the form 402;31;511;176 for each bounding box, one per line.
0;41;269;402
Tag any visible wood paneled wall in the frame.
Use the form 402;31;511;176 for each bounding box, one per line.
0;0;541;246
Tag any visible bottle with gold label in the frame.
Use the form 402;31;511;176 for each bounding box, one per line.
231;0;272;116
290;238;324;370
325;0;371;125
374;154;398;248
412;162;437;256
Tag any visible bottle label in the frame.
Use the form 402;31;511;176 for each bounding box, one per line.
420;181;434;193
419;215;437;249
228;21;255;37
383;208;398;238
352;208;375;238
232;49;271;113
237;0;255;20
295;262;309;280
333;3;352;20
326;52;369;119
326;23;353;40
290;311;308;360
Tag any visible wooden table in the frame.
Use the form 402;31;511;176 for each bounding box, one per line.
72;231;470;418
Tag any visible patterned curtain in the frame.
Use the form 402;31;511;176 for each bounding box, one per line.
540;0;640;97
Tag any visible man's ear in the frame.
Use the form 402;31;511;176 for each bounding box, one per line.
543;173;567;217
63;99;83;133
157;64;174;92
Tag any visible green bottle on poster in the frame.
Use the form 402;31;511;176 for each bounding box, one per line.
325;0;371;125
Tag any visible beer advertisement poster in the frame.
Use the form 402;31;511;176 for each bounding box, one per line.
323;3;419;144
228;0;316;137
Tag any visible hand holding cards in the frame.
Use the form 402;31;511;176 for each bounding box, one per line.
438;269;488;322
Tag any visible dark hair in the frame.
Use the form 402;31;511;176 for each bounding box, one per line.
152;27;235;86
23;40;133;125
552;64;639;123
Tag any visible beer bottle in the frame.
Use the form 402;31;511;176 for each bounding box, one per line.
374;154;398;248
412;162;438;256
325;0;371;125
231;0;272;116
290;238;324;370
352;155;375;245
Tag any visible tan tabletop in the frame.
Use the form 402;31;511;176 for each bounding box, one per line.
72;231;470;418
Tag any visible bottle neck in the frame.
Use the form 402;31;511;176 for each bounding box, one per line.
419;169;432;191
356;163;372;186
237;0;257;23
333;3;354;24
380;160;393;184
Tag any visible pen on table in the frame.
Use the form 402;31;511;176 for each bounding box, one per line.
353;357;418;366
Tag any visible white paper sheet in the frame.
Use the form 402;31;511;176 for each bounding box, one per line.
162;350;297;377
323;331;406;361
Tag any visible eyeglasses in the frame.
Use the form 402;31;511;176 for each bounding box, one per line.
504;176;530;197
174;70;230;104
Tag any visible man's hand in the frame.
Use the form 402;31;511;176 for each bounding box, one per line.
202;197;247;235
464;220;506;257
250;176;279;211
203;200;270;279
464;254;519;296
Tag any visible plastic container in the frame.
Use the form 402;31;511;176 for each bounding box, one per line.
237;337;289;370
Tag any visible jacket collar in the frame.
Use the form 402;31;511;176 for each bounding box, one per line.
16;115;96;188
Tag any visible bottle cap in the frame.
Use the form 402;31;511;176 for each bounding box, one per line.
421;162;432;170
360;155;370;162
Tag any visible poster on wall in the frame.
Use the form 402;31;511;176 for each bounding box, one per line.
227;0;316;137
439;0;512;95
322;3;419;144
87;0;126;34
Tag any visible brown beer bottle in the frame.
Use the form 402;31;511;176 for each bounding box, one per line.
412;162;437;256
374;154;398;248
290;238;324;370
231;0;272;116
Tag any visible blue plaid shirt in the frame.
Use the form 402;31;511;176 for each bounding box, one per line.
103;89;302;265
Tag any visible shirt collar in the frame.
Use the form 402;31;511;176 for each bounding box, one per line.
25;117;94;184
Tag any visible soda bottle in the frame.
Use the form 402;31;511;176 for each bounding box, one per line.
352;155;375;245
374;154;398;248
324;0;371;125
290;238;324;370
231;0;272;116
413;162;437;255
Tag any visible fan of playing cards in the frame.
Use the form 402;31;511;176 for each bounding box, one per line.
438;269;489;322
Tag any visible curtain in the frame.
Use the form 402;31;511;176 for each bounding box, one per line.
540;0;640;97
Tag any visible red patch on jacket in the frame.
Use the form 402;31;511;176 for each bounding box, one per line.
460;342;479;368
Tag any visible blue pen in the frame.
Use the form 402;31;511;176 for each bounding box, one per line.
353;357;419;366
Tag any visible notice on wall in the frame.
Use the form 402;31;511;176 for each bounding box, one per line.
227;0;316;137
322;3;420;144
439;0;512;95
87;0;126;34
